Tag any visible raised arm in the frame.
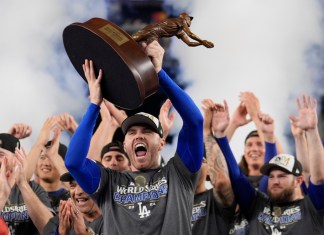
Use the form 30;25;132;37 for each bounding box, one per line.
258;113;277;193
211;100;256;212
26;116;57;181
289;95;324;209
15;147;53;234
202;99;234;207
45;129;68;176
290;121;309;186
289;96;324;184
64;59;103;194
144;41;204;173
240;91;284;153
87;100;125;162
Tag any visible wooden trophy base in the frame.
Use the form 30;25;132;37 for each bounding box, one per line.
63;18;159;110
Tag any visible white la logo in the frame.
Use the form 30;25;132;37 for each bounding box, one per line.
138;202;151;218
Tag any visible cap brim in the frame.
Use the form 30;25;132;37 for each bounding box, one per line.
121;115;159;136
260;163;291;176
60;172;74;182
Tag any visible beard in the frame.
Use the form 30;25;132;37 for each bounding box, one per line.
268;185;294;205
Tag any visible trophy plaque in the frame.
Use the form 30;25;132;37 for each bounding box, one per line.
63;18;158;110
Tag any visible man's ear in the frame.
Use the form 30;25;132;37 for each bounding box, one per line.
296;174;304;187
158;138;166;151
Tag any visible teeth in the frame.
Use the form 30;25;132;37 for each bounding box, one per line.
136;143;145;148
76;198;87;202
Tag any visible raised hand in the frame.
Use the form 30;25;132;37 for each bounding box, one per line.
14;147;28;186
57;113;78;134
0;157;17;201
68;199;87;234
230;102;251;128
239;91;261;121
58;200;72;234
143;40;165;73
103;99;128;127
82;59;103;105
7;123;32;139
159;99;175;139
259;113;275;143
211;100;230;138
289;95;318;131
201;99;215;136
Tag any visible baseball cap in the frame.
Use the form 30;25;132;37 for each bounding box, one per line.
244;130;259;144
100;141;129;161
60;172;74;182
45;141;67;159
260;154;303;176
121;112;163;138
0;133;20;153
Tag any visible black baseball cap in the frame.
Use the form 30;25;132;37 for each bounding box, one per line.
121;112;163;138
45;141;67;159
0;133;20;153
100;141;129;161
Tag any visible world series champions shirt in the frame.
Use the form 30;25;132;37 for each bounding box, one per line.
1;181;53;235
191;189;234;235
91;154;199;235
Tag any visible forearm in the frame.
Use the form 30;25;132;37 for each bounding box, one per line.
65;103;101;194
265;142;277;163
18;181;53;234
294;134;310;184
0;192;9;211
306;128;324;184
215;136;255;212
225;121;238;142
88;120;116;162
26;143;43;181
51;154;68;176
158;69;203;172
204;134;234;206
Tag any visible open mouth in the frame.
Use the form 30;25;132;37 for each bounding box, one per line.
135;143;147;157
75;197;89;206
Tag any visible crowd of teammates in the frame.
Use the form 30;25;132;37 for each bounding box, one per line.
0;40;323;235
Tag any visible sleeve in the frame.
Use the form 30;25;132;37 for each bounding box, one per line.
258;142;278;193
158;69;203;173
64;103;101;194
307;180;324;211
215;136;256;213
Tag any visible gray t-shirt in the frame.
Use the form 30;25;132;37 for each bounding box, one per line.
92;154;198;235
0;181;52;235
246;192;324;234
191;189;234;235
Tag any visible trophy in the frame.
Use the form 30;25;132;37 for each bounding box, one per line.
63;13;214;110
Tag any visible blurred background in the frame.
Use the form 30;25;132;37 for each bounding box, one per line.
1;0;324;162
